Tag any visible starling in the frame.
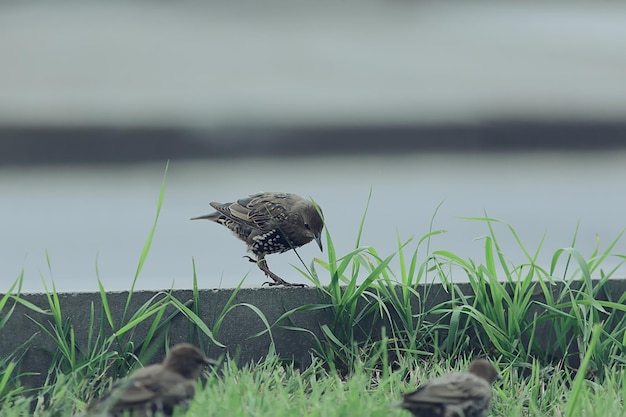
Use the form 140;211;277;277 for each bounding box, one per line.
191;192;324;287
76;343;215;417
397;359;500;417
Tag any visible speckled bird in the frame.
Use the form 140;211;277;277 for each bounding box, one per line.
397;359;500;417
75;343;215;417
191;192;324;287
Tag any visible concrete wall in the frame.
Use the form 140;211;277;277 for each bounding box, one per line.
1;279;625;390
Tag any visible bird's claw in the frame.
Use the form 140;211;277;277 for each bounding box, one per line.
243;256;257;264
247;256;308;287
262;280;307;288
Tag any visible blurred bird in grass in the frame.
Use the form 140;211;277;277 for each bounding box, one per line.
75;343;217;417
396;359;500;417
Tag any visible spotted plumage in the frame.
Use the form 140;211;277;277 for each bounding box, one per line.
398;359;500;417
192;192;324;286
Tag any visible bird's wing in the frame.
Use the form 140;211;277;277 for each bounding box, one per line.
403;374;489;406
96;366;189;412
85;374;157;414
106;371;163;408
217;193;290;230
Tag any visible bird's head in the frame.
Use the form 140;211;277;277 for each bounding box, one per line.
296;200;324;251
468;359;501;385
164;343;215;380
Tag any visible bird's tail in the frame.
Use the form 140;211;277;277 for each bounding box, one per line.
190;212;219;221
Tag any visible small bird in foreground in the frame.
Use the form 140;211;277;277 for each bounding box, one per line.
76;343;215;417
397;359;500;417
191;192;324;287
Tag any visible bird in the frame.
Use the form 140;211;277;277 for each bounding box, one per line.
75;343;216;417
397;359;500;417
191;192;324;287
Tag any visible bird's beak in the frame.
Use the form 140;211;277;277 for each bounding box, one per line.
204;357;220;367
315;234;323;252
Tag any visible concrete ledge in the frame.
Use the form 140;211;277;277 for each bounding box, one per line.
1;279;625;390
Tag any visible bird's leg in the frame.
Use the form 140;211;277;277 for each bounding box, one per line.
244;256;306;287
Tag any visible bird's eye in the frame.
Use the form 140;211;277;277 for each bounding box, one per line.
304;223;311;230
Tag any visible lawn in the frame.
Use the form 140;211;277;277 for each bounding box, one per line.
2;354;624;416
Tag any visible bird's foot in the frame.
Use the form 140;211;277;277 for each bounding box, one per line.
250;257;307;287
262;279;307;288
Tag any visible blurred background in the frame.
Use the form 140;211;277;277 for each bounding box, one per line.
2;1;626;293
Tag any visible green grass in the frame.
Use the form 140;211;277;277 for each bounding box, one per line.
1;354;624;417
1;170;625;416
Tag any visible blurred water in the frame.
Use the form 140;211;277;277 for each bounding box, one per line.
1;151;625;294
